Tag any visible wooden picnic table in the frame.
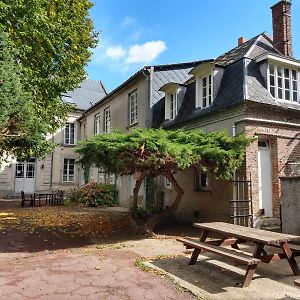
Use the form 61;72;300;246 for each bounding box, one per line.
35;191;56;207
177;222;300;288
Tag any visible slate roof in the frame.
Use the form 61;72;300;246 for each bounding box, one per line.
81;60;212;118
62;79;107;110
151;60;213;106
154;33;300;129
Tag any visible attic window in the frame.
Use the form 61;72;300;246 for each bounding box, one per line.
196;73;213;108
165;91;178;120
268;64;299;102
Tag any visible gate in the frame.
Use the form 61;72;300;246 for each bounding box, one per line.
230;173;253;227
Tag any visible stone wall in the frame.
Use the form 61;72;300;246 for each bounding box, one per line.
281;176;300;235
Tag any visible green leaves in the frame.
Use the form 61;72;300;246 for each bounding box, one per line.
75;128;253;180
0;0;97;160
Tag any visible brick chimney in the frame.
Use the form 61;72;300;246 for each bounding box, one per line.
271;0;292;57
238;37;248;46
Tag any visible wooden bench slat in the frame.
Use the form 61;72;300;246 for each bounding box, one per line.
177;237;261;265
290;243;300;252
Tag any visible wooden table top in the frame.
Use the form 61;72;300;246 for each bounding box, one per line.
194;222;300;245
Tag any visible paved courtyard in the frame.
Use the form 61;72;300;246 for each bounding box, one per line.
0;207;299;299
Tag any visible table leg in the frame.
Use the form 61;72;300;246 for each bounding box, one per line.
242;243;264;287
189;230;209;265
242;264;258;288
281;242;300;275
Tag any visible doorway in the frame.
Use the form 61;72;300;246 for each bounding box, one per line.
258;140;273;217
14;158;36;194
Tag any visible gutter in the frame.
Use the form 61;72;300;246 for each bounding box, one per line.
234;117;300;128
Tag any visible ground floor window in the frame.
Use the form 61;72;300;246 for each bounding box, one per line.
63;159;75;182
195;169;210;191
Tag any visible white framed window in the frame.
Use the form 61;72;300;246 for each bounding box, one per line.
129;91;138;125
196;73;213;108
268;64;299;102
165;91;178;120
64;122;75;145
94;113;101;134
165;177;171;188
169;92;177;120
104;107;111;133
63;158;75;182
195;170;210;191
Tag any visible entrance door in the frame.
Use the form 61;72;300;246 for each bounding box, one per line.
258;141;273;217
14;158;36;194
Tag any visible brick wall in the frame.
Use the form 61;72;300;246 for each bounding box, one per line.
243;114;300;218
271;0;293;57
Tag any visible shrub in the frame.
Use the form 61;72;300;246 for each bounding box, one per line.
66;182;118;207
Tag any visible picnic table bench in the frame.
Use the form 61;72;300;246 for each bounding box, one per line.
177;222;300;288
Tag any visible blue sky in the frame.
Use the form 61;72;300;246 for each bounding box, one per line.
86;0;300;92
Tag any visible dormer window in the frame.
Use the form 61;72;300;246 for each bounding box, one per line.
190;63;216;109
269;64;299;102
160;82;181;121
168;92;177;120
200;74;213;108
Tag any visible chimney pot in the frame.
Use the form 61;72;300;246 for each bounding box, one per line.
238;37;248;46
271;0;293;57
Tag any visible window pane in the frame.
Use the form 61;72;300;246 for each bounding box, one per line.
277;77;281;87
285;90;290;100
293;92;298;102
270;76;275;86
270;87;275;97
203;97;207;108
277;67;282;76
278;89;283;99
269;64;275;75
292;70;297;80
26;164;35;178
284;68;290;78
15;164;24;178
203;77;207;87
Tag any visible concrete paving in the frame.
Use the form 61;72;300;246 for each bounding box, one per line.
147;245;300;300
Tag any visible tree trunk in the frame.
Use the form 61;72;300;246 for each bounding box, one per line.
129;171;184;235
132;172;146;209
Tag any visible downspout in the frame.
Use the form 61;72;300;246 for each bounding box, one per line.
141;67;154;128
49;134;54;191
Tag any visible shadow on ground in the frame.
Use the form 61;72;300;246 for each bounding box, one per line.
149;250;300;300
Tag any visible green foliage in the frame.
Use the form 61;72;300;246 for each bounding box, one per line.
0;32;54;160
76;128;253;180
0;0;97;160
67;182;118;207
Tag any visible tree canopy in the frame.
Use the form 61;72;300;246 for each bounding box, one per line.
76;128;253;233
76;128;252;180
0;0;97;159
0;33;52;160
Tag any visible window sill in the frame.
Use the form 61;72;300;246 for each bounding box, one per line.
194;189;211;193
127;122;138;129
274;98;300;104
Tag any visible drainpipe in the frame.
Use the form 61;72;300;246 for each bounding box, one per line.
49;134;54;191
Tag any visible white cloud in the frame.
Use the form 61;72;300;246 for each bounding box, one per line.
105;45;126;60
125;40;167;64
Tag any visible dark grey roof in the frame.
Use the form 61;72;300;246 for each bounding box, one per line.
152;60;214;106
214;35;258;66
62;79;107;110
156;33;300;129
81;60;212;118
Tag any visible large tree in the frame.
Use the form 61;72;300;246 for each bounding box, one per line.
0;0;97;160
0;33;53;160
75;128;253;233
